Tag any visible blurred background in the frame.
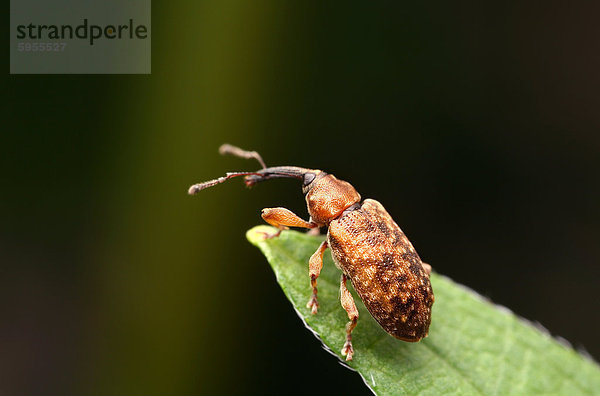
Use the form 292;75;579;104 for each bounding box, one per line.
3;1;600;395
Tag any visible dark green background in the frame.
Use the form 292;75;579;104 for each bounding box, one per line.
4;2;599;395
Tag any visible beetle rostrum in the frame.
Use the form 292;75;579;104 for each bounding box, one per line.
188;144;434;361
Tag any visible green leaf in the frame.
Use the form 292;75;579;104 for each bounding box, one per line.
247;226;600;395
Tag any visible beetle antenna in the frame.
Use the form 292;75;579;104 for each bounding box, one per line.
219;144;267;169
188;166;318;195
188;171;263;195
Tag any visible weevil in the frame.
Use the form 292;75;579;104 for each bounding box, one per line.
188;144;434;361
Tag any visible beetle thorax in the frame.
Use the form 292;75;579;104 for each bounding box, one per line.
305;174;361;225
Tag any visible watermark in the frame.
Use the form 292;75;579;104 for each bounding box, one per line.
10;0;151;74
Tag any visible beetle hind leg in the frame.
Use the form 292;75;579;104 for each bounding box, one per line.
340;274;359;361
421;262;432;276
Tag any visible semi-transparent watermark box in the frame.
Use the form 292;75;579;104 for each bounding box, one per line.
10;0;151;74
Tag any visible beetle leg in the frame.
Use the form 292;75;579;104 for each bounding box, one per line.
260;207;317;239
306;240;328;314
421;262;432;276
340;274;359;361
306;227;321;236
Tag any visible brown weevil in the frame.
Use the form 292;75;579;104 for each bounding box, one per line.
188;144;434;361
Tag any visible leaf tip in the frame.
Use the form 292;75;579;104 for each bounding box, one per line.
246;225;277;245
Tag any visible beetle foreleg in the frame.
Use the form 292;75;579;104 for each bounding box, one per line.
260;207;317;239
340;274;359;361
306;240;328;314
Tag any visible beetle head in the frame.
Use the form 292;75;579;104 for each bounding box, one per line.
187;144;361;226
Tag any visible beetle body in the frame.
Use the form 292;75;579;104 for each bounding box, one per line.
328;199;433;341
189;145;434;360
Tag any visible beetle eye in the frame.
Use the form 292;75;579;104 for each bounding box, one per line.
303;172;316;186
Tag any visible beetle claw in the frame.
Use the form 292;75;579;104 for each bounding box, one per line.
306;295;319;314
258;229;282;239
341;340;354;361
